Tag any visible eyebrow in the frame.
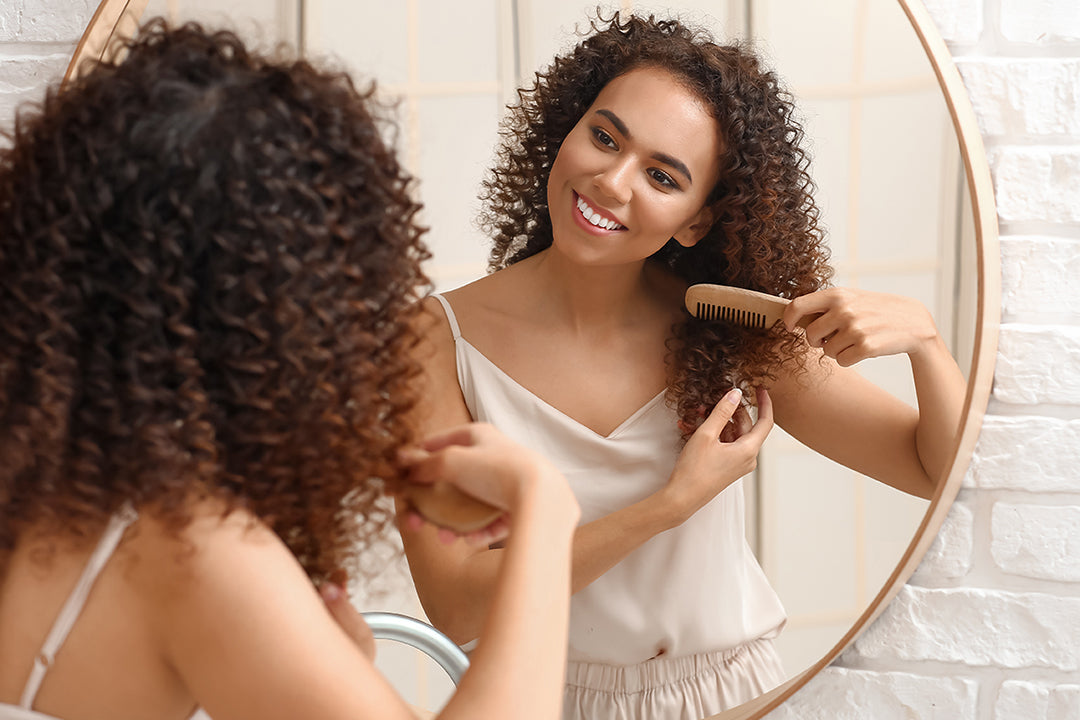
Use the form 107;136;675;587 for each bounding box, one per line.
595;108;694;184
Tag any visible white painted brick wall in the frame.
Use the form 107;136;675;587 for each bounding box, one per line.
0;1;95;137
0;0;96;43
989;148;1080;224
0;54;70;133
3;2;1080;720
921;0;984;46
956;60;1080;138
852;586;1080;669
995;681;1080;720
970;416;1080;492
913;497;974;579
992;503;1080;581
767;667;978;720
993;325;1080;405
999;0;1080;44
999;237;1080;321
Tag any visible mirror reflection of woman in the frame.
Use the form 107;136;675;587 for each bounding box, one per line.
0;21;580;720
399;12;966;720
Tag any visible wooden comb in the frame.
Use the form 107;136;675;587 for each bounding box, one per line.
401;482;503;534
685;284;817;330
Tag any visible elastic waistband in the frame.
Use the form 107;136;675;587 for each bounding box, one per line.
565;636;775;695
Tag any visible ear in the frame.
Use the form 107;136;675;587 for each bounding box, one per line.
672;206;715;249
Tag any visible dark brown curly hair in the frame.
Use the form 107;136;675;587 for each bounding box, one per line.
480;12;832;435
0;20;430;581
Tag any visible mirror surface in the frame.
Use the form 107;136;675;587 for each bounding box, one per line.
103;0;981;715
303;0;977;694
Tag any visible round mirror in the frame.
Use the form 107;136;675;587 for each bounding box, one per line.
68;1;998;717
299;1;999;714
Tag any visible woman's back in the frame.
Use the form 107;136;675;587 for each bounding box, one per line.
0;499;408;720
1;511;198;720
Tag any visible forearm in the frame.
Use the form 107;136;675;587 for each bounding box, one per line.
438;480;578;720
569;491;680;593
909;333;968;485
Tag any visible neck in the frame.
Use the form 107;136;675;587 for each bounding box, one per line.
528;249;657;331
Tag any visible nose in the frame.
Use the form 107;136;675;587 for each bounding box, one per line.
594;158;632;205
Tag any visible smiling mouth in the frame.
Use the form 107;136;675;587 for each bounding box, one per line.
575;194;626;231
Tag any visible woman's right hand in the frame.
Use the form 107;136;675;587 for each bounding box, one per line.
662;387;774;525
400;423;577;545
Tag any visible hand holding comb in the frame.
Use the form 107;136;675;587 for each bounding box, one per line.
401;482;503;534
685;284;821;330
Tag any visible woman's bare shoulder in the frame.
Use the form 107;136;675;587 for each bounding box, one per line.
123;499;409;720
414;270;509;336
124;499;296;605
443;267;521;309
437;268;533;340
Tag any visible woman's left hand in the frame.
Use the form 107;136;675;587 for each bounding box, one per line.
783;287;940;367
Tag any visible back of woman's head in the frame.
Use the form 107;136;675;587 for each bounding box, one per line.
0;20;429;579
481;12;832;433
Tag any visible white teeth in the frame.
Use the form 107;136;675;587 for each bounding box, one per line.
576;196;624;231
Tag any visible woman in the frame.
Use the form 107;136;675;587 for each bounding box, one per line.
398;12;966;720
0;21;578;720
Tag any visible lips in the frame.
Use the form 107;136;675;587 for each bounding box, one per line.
575;193;626;231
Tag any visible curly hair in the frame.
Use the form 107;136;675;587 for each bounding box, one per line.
0;20;430;581
479;12;832;435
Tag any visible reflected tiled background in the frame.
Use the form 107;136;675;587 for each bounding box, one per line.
142;0;975;713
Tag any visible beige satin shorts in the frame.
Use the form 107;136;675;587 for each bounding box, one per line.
563;636;786;720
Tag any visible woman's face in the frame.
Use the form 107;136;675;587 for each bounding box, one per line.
546;65;723;267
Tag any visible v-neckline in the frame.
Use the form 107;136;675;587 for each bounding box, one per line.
456;336;667;440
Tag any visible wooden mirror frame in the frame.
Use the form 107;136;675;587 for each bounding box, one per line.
718;0;1000;716
65;1;1000;717
63;0;149;85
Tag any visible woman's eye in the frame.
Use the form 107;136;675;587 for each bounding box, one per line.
648;169;677;188
592;127;616;148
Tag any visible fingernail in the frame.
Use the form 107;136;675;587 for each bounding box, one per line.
397;447;426;464
725;388;743;405
320;583;342;601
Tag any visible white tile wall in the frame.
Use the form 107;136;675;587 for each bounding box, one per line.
306;0;410;84
143;0;292;48
752;0;958;683
754;0;860;88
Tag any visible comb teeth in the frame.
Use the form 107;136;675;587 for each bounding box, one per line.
695;302;767;328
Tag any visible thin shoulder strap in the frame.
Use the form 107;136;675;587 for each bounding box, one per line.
431;293;462;340
19;503;138;709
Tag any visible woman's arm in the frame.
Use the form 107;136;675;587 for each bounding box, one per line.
139;440;578;720
773;288;967;499
401;424;580;718
142;508;414;720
